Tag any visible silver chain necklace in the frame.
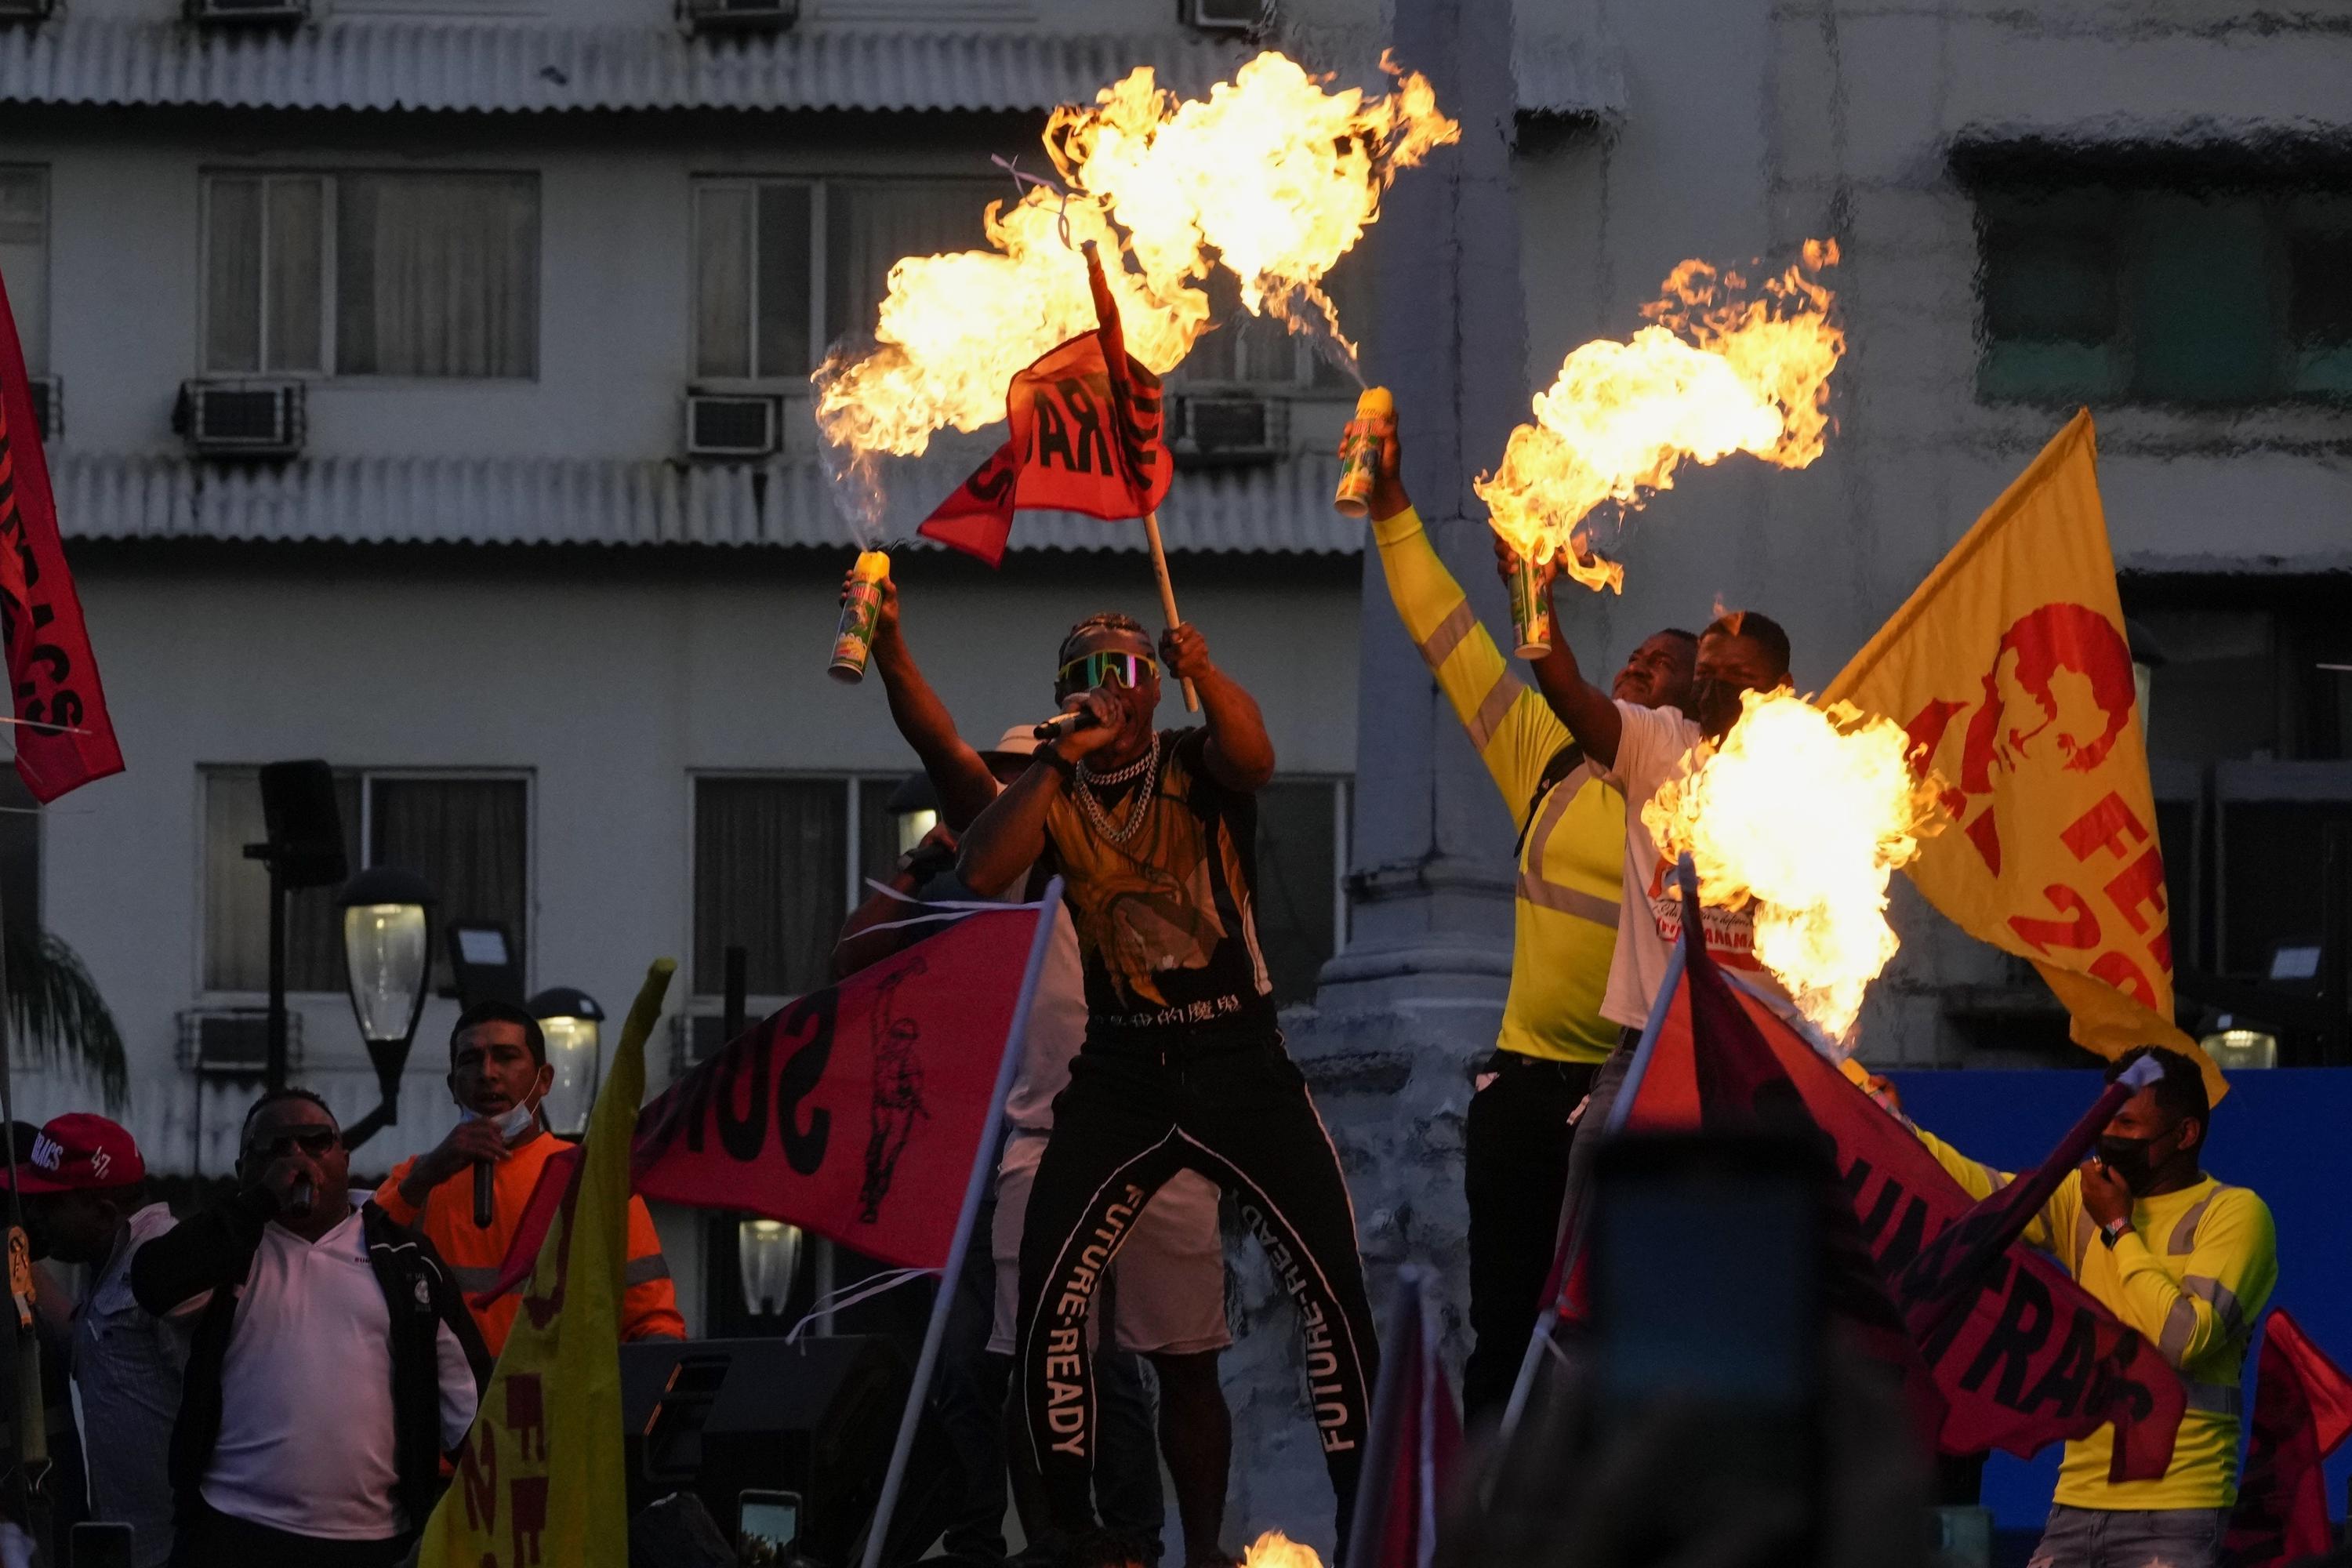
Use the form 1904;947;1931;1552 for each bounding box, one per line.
1075;732;1160;846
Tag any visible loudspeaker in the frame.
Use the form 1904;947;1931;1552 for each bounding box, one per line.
622;1335;909;1566
256;760;348;889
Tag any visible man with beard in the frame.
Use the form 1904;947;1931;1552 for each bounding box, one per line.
1900;1046;2274;1568
1515;564;1799;1212
1354;414;1696;1421
957;612;1379;1555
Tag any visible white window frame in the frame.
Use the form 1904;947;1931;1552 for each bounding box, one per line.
0;165;50;379
195;765;535;1002
689;176;826;391
199;171;335;379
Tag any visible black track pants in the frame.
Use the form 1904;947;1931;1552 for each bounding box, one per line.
1461;1051;1598;1423
1014;1033;1380;1551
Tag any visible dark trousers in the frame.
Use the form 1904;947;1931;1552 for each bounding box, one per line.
171;1503;411;1568
1014;1033;1378;1552
1461;1050;1599;1424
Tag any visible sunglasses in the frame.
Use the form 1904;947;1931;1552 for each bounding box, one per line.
247;1127;339;1161
1055;651;1157;698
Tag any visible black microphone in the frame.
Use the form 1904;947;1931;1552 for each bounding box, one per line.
1033;710;1103;744
473;1160;494;1228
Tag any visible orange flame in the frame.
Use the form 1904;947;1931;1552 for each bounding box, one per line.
1239;1531;1324;1568
1476;241;1843;593
811;53;1457;466
1642;689;1944;1044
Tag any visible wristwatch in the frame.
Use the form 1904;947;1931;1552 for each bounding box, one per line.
1036;750;1077;782
2098;1216;2132;1249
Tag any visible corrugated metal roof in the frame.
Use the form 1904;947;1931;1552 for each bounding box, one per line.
53;449;1362;556
0;19;1621;118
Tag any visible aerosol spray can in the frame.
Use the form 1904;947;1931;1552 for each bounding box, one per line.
1332;386;1396;519
1507;550;1552;659
829;550;891;684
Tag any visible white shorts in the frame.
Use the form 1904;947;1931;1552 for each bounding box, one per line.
989;1127;1232;1357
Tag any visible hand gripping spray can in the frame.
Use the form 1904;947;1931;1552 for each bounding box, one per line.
1332;386;1396;519
1506;550;1552;659
829;550;891;683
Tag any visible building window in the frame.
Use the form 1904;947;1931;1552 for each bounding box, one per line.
1254;778;1351;1007
0;166;47;377
203;171;540;379
690;178;1001;384
1975;181;2352;405
201;768;528;994
692;775;900;1000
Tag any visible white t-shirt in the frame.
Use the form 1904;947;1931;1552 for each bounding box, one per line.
1599;701;1791;1031
202;1208;477;1541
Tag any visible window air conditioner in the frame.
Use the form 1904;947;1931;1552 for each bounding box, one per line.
176;380;307;459
187;0;309;24
24;376;58;443
683;0;800;31
177;1007;299;1077
684;393;782;459
0;0;56;25
1167;391;1289;466
1182;0;1265;31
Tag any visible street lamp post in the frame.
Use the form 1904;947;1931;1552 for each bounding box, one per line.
739;1218;803;1318
336;867;436;1152
527;985;606;1140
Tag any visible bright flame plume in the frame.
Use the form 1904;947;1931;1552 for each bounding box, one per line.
1240;1531;1325;1568
1642;688;1943;1044
1475;241;1844;593
811;52;1457;467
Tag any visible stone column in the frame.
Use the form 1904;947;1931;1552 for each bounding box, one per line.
1222;0;1530;1547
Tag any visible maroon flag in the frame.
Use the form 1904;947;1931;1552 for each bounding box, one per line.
0;267;120;800
633;903;1047;1270
918;245;1173;568
1574;873;2187;1480
1346;1267;1464;1568
2227;1312;2352;1567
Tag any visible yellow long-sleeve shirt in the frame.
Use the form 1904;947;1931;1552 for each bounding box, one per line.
1915;1128;2277;1509
1371;506;1621;1065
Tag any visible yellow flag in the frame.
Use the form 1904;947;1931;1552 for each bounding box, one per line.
1822;412;2221;1101
417;959;677;1568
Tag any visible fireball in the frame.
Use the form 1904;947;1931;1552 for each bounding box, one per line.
1642;688;1944;1044
1476;241;1843;592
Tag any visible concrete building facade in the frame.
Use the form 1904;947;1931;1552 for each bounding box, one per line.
1;0;2347;1548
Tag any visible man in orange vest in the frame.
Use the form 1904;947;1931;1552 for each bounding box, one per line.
374;1001;686;1356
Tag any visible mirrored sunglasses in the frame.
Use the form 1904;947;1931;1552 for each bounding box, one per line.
248;1127;339;1160
1056;651;1157;697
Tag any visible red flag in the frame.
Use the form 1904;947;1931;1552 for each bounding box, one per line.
1348;1268;1464;1568
918;245;1172;568
0;269;120;801
2227;1312;2352;1567
1581;879;2187;1480
633;904;1046;1270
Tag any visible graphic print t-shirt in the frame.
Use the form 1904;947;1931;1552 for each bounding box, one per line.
1040;728;1276;1044
1599;700;1792;1030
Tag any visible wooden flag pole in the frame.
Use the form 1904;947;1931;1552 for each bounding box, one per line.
1140;510;1200;713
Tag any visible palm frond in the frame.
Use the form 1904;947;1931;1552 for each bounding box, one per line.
2;928;128;1109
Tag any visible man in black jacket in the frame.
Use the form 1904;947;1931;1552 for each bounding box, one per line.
132;1089;489;1568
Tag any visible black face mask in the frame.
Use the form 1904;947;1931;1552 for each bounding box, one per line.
1693;677;1747;738
2096;1131;2170;1194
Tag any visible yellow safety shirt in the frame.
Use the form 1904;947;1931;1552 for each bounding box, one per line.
1371;506;1622;1065
1915;1129;2277;1509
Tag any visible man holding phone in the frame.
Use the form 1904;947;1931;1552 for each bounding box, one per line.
132;1090;488;1568
1901;1046;2275;1568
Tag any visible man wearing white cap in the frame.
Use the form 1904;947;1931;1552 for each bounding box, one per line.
842;567;1232;1568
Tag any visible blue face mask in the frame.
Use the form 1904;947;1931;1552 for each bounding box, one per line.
472;1099;537;1141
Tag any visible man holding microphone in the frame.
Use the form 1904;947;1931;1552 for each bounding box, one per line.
374;1002;684;1356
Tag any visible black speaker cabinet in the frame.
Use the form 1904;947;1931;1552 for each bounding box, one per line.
256;759;348;890
622;1335;910;1565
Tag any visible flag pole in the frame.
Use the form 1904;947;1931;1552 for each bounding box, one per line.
1139;511;1200;713
859;881;1063;1568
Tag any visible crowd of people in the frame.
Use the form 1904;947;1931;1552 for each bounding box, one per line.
0;403;2281;1568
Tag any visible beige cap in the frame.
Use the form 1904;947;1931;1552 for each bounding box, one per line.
979;724;1040;764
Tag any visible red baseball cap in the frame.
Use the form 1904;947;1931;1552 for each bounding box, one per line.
2;1114;143;1194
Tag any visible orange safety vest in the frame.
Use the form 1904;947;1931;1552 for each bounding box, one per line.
376;1128;686;1358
